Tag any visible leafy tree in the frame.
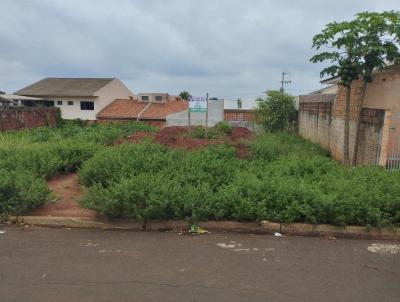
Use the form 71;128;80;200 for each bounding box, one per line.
255;90;297;132
179;90;191;101
350;11;400;165
311;19;361;165
311;11;400;166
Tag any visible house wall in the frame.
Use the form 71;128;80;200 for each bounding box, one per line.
137;93;168;103
333;66;400;164
166;100;224;127
0;107;59;131
53;79;134;120
53;96;98;120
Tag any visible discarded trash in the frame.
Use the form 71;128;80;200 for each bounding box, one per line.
274;232;283;237
189;224;209;235
0;230;6;234
327;236;336;240
217;243;238;249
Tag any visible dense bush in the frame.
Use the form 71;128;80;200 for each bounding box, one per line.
79;133;400;227
255;90;297;132
0;122;156;217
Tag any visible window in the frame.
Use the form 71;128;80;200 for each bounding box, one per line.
57;101;63;105
141;95;149;101
67;101;74;106
80;101;94;110
155;95;163;102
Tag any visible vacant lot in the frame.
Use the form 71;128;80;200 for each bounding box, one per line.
1;123;400;227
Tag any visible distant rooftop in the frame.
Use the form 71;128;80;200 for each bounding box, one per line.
97;99;187;120
15;78;115;97
0;94;47;101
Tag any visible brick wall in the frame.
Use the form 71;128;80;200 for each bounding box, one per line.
224;109;256;122
0;107;59;131
298;93;384;165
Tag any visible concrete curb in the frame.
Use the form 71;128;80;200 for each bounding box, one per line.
8;216;400;240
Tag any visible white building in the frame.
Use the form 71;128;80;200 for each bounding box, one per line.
15;78;134;120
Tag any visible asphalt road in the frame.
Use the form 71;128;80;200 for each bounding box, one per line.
0;225;399;302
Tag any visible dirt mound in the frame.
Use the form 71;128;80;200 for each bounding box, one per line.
154;126;220;150
156;126;188;137
127;131;155;142
229;127;253;142
123;126;253;157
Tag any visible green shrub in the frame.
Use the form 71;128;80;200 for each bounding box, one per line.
0;169;49;217
0;122;156;217
78;132;400;227
189;127;206;139
215;121;231;134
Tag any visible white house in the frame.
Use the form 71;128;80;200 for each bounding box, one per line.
15;78;134;120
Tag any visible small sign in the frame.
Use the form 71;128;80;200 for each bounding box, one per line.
189;96;207;112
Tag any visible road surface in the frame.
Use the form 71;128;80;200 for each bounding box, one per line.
0;225;399;302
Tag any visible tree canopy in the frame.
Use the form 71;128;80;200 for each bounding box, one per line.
256;90;297;132
179;91;191;101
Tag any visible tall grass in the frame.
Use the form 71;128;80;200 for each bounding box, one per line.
0;122;156;217
79;133;400;227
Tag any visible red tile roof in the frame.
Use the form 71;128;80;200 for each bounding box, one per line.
97;99;188;120
97;99;148;119
141;101;187;119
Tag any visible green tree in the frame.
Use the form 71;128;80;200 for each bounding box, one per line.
255;90;297;132
350;11;400;165
311;19;363;165
179;90;191;101
311;11;400;166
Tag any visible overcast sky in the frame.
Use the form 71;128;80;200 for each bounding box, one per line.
1;0;399;99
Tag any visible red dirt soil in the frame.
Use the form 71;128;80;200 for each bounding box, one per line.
28;174;96;218
124;126;253;155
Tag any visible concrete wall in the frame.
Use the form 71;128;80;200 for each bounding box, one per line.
54;79;134;120
166;100;224;127
298;94;335;150
298;94;384;165
0;107;59;131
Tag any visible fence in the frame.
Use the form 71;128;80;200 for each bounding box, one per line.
386;115;400;170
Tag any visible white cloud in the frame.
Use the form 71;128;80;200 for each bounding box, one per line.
1;0;399;96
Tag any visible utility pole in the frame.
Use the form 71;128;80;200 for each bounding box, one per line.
280;72;291;93
205;92;209;138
